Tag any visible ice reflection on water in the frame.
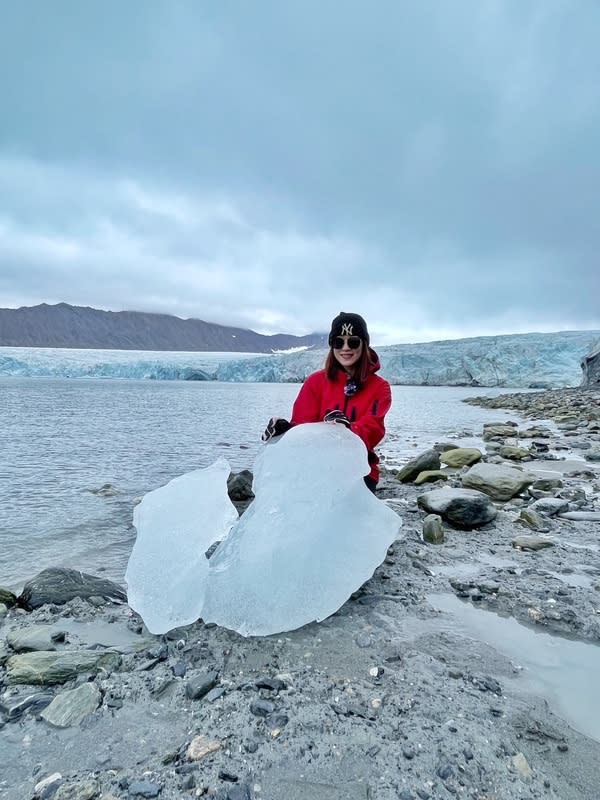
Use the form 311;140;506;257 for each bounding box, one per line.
429;592;600;743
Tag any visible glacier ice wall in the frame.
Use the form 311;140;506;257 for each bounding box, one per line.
3;330;598;386
126;424;401;637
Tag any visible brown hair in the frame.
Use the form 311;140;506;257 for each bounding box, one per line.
325;343;372;385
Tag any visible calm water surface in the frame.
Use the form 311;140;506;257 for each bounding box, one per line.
1;378;534;589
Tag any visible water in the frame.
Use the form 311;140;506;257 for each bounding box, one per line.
1;377;532;590
429;593;600;742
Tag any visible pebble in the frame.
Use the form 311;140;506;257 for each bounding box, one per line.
250;698;275;717
127;780;162;798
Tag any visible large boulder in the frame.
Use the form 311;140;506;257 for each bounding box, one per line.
18;568;127;610
417;487;497;529
461;463;534;501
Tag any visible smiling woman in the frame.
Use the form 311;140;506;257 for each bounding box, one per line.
261;312;392;491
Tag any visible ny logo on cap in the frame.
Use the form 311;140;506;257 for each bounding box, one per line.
341;323;354;336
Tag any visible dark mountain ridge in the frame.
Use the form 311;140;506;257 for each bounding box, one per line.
0;303;327;352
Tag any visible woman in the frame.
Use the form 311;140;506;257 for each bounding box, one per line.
262;312;392;491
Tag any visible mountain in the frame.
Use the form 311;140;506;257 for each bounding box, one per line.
0;303;327;352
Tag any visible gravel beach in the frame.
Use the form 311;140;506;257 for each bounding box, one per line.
1;388;599;800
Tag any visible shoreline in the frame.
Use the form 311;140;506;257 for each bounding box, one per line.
1;387;599;799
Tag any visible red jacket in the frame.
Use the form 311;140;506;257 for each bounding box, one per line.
290;350;392;482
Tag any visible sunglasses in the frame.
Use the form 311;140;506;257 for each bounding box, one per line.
332;336;362;350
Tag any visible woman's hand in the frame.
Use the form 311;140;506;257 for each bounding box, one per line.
323;410;350;427
261;417;292;441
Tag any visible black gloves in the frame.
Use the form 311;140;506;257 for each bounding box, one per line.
261;417;293;441
323;410;351;427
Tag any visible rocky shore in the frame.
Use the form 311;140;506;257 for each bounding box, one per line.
1;388;600;800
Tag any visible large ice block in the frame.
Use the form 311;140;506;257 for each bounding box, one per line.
202;423;401;635
126;424;401;637
125;458;238;634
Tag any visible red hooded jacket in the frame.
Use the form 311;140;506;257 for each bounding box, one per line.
290;349;392;483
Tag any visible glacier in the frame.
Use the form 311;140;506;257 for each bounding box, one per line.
125;424;402;637
2;330;599;387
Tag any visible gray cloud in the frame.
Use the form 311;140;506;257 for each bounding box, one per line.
0;1;598;344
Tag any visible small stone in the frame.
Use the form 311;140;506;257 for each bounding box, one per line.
218;771;238;782
512;752;533;779
437;765;454;780
127;781;162;798
402;748;416;759
54;779;100;800
250;698;274;717
255;676;287;692
186;735;223;762
34;773;63;798
186;670;218;700
423;514;444;544
557;743;569;752
512;535;555;551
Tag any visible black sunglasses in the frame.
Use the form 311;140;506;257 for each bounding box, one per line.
332;336;362;350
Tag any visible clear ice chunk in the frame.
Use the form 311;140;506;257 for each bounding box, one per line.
202;423;402;636
126;424;402;637
125;458;238;634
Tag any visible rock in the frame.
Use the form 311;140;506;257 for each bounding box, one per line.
227;470;254;501
186;670;219;700
41;682;101;727
498;445;530;460
0;603;7;622
19;568;127;610
1;690;55;720
417;488;497;529
186;734;223;761
34;772;63;798
414;469;451;485
0;588;18;607
584;449;600;462
512;535;555;551
127;781;162;798
461;462;534;501
532;478;563;491
482;423;518;440
7;625;66;653
558;511;600;521
517;508;550;532
528;497;570;517
439;447;482;468
53;780;100;800
396;449;441;483
511;752;533;779
250;698;275;717
7;650;121;685
423;514;444;544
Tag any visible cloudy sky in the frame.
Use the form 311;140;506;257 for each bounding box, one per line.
1;1;599;345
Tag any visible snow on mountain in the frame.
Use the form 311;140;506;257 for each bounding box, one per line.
1;330;599;387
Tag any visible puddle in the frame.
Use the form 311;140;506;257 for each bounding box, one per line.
429;592;600;743
433;553;518;579
55;619;154;652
